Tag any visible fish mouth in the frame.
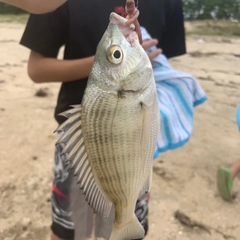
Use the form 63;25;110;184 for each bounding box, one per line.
109;12;138;44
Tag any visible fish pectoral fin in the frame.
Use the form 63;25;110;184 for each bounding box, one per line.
55;105;113;217
139;93;157;198
138;75;157;109
138;161;152;199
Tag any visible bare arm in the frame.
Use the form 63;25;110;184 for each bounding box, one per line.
28;38;161;84
28;51;94;83
0;0;67;14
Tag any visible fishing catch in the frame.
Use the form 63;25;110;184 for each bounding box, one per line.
55;10;159;240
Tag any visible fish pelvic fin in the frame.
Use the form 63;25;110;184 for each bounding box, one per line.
110;215;145;240
55;105;112;218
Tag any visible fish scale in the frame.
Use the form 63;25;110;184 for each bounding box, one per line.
85;92;128;203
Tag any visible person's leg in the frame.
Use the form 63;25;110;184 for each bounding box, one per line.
230;159;240;179
217;159;240;201
51;232;62;240
70;185;106;240
51;135;75;240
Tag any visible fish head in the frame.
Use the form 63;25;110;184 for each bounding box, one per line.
90;13;153;94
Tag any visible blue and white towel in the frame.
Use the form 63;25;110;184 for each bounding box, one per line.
140;27;208;159
236;105;240;131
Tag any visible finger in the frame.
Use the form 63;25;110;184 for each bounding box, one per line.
134;20;142;44
142;39;159;50
148;49;162;61
125;0;136;16
125;10;139;25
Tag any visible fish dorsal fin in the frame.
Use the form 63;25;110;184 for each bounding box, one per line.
56;105;113;217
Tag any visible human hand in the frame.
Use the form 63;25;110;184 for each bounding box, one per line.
142;39;162;63
125;0;142;43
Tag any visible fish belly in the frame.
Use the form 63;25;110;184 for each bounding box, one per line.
82;86;148;223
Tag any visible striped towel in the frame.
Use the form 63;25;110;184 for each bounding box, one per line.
140;27;208;159
236;105;240;131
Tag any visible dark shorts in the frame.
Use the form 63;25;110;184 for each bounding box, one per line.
51;134;149;240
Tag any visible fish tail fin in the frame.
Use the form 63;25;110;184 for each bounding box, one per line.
110;215;145;240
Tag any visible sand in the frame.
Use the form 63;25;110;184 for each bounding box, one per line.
0;20;240;240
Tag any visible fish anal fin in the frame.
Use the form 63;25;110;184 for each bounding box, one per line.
83;171;113;217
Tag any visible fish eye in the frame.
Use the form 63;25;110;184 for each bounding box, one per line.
107;45;123;64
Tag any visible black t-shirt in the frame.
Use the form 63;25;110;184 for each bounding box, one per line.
20;0;186;124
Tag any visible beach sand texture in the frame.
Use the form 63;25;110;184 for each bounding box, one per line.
0;19;240;240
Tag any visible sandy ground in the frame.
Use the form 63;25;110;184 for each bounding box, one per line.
1;21;240;240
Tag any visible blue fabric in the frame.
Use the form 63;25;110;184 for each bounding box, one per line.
140;27;208;159
236;105;240;131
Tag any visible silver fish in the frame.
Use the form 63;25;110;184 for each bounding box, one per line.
56;12;159;240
